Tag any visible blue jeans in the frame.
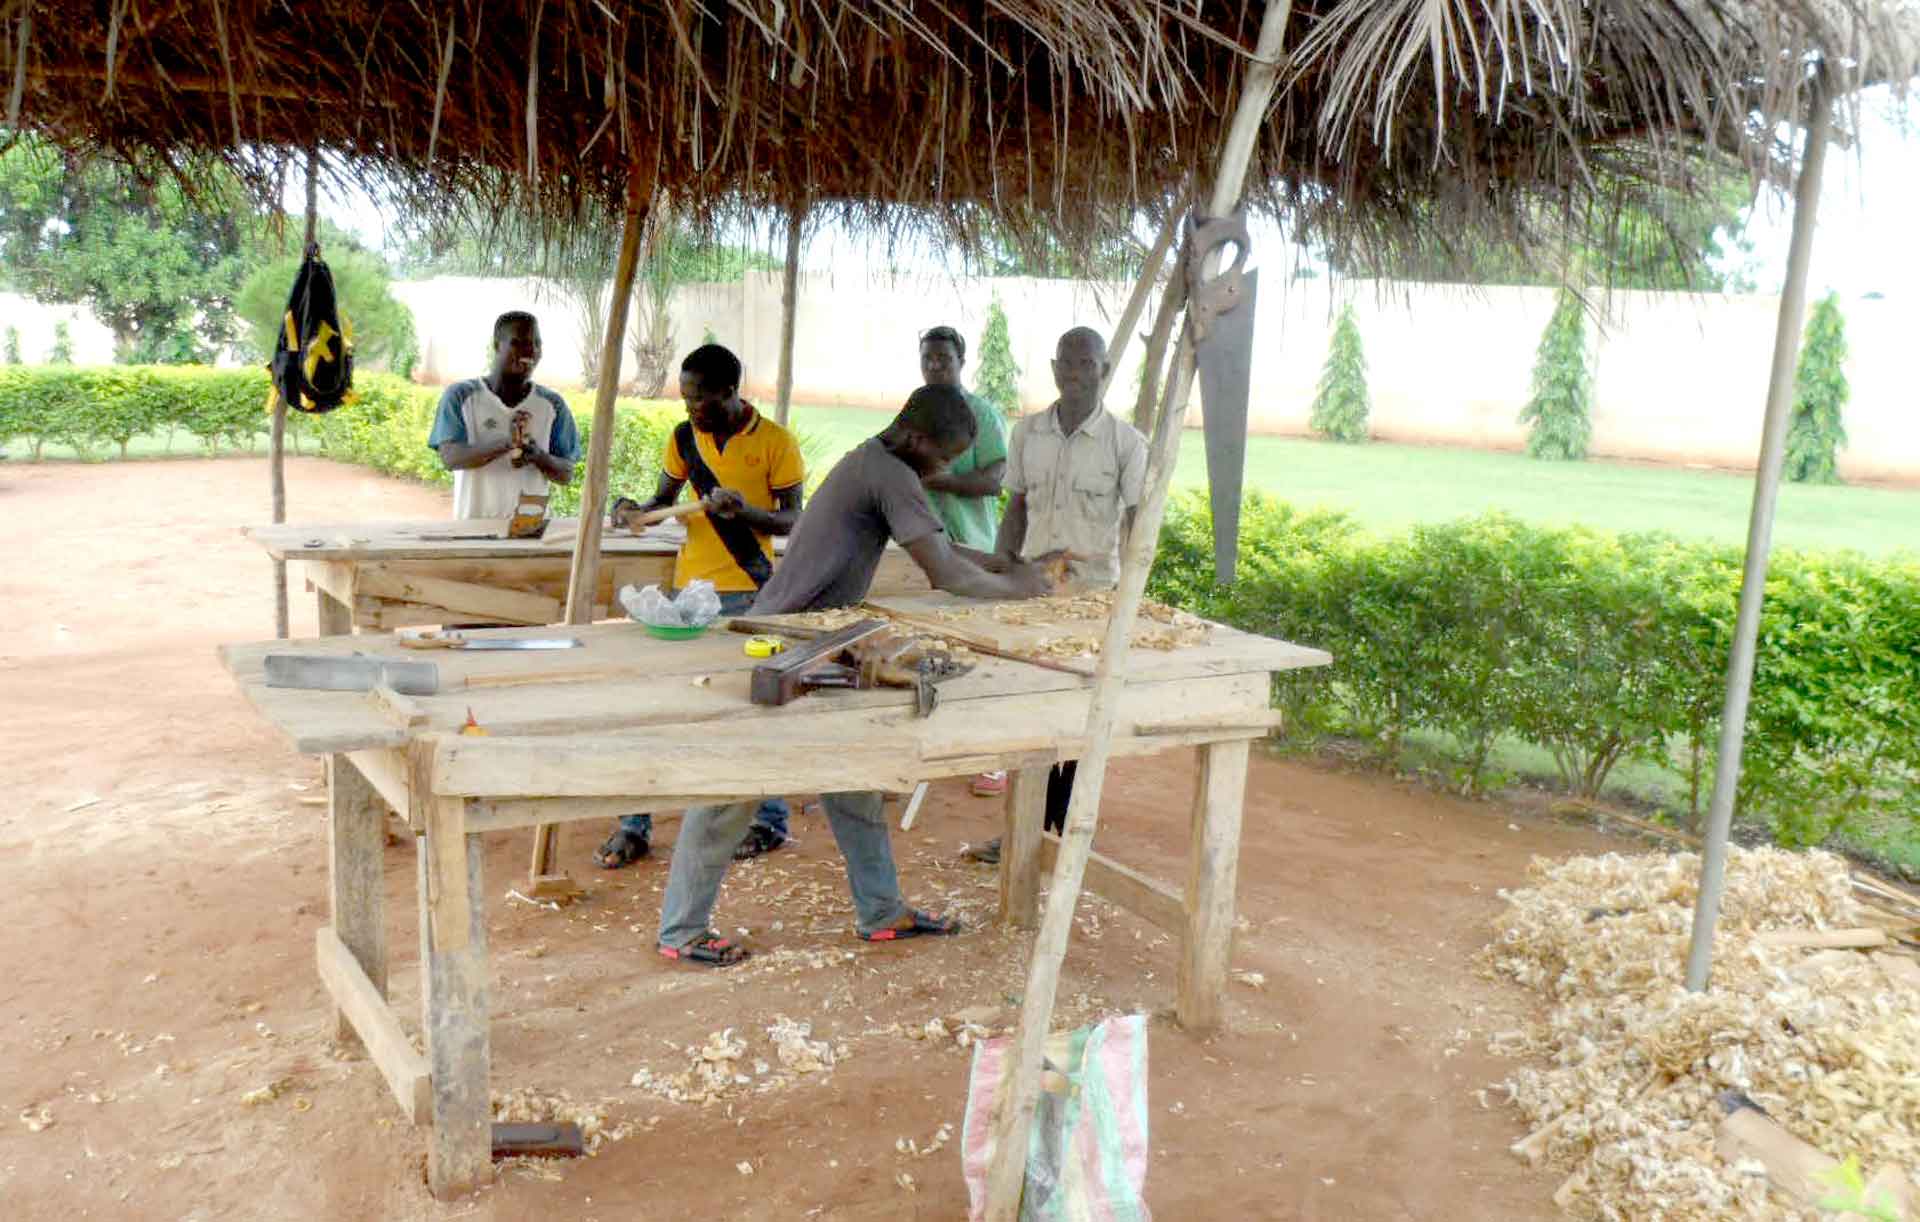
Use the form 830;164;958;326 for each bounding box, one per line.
659;791;906;948
618;586;789;843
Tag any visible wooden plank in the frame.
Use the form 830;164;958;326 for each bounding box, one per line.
421;810;492;1197
295;559;358;608
1716;1095;1913;1217
1178;740;1250;1030
346;748;411;823
357;566;562;626
221;624;1295;757
427;672;1271;799
1036;833;1186;936
327;755;389;1045
314;927;431;1124
465;800;690;834
368;683;429;730
245;518;683;562
999;769;1048;928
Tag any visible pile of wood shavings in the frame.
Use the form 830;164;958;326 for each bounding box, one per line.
1479;847;1920;1219
628;1020;848;1105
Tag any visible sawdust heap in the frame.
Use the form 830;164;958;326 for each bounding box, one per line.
629;1020;846;1106
992;593;1212;658
1480;847;1920;1219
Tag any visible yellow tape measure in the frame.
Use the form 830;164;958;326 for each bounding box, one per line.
744;636;787;659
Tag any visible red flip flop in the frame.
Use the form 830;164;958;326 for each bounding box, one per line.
658;932;751;967
860;909;960;942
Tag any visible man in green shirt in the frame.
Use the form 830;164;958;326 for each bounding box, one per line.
916;325;1008;549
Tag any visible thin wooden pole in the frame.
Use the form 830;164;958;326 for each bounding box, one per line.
774;205;805;426
1684;74;1832;992
1130;260;1189;437
269;149;319;639
1101;199;1183;403
981;5;1291;1216
535;179;647;882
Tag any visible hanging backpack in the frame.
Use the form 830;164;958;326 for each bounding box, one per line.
270;246;354;413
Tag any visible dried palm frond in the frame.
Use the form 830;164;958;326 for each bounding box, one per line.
3;1;1914;276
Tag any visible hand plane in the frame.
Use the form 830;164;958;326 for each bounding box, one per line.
744;619;968;716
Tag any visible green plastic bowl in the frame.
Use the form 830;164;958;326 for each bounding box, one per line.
644;622;709;641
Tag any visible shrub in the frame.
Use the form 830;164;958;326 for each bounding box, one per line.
1149;493;1920;841
1520;289;1593;460
1784;293;1849;484
974;299;1021;418
3;327;18;364
1308;305;1370;442
49;320;74;364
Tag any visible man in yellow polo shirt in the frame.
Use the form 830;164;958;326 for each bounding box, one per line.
601;343;806;868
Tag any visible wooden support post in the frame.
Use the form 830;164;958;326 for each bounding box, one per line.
268;149;322;640
316;586;354;636
540;175;649;881
327;754;388;1045
1178;740;1249;1029
998;767;1049;928
982;5;1291;1216
422;797;492;1198
774;205;805;426
1102;200;1183;403
1685;75;1833;992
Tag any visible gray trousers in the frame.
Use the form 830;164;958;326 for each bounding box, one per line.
657;790;908;948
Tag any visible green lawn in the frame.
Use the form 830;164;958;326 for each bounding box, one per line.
788;403;1920;557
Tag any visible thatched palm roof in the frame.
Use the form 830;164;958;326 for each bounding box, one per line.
3;1;1914;264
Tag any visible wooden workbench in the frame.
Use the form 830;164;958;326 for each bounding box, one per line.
244;518;931;634
218;595;1328;1197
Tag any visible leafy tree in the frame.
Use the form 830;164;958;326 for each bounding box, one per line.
0;137;256;362
1309;305;1370;443
974;300;1021;418
3;327;18;364
49;321;74;364
1519;290;1594;461
1330;171;1757;292
1783;293;1849;484
235;223;419;376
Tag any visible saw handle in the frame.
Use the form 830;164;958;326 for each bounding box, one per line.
614;500;708;531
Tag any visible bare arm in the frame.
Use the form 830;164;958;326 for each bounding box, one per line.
710;484;803;536
905;533;1050;600
995;492;1029;561
922;458;1005;499
527;445;575;486
436;438;513;471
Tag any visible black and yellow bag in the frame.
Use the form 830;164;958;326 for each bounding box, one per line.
270;247;354;414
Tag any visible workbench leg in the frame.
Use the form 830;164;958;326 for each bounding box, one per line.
420;798;492;1199
998;767;1048;928
1178;740;1249;1031
527;822;559;880
327;755;388;1046
316;586;354;637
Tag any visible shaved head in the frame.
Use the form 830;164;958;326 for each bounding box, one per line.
1056;326;1106;361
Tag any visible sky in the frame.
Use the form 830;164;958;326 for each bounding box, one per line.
310;87;1918;301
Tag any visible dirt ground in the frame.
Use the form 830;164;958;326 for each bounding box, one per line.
0;456;1630;1220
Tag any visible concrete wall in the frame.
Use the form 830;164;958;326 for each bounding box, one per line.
392;272;1920;483
0;293;118;366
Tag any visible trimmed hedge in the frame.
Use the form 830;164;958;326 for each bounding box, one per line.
0;364;682;512
1150;491;1920;846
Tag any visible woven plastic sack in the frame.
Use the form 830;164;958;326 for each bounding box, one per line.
961;1014;1151;1222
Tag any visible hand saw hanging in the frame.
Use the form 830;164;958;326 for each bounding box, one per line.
1184;211;1257;585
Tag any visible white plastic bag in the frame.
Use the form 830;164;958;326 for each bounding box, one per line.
618;579;723;628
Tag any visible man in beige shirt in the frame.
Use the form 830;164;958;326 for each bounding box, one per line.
967;326;1149;861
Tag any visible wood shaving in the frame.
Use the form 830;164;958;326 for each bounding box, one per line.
1479;846;1920;1219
